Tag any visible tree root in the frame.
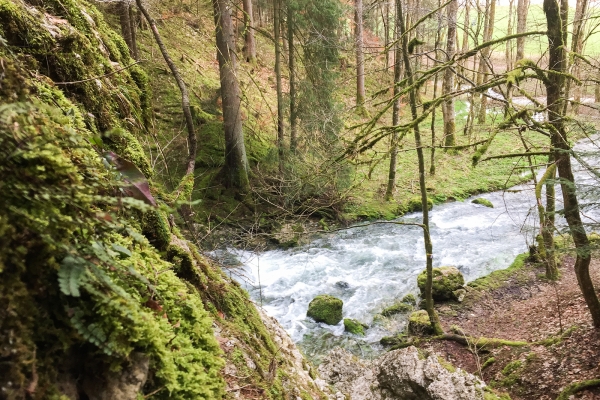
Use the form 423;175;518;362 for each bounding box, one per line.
556;379;600;400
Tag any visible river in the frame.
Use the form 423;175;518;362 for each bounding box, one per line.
218;136;600;363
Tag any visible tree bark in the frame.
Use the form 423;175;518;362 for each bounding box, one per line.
242;0;257;63
355;0;366;110
119;1;137;59
566;0;589;114
212;0;250;192
128;4;138;60
516;0;529;60
274;0;285;172
385;0;402;200
398;0;444;335
288;0;297;153
505;0;514;71
544;0;600;326
135;0;196;176
442;0;457;147
477;0;495;124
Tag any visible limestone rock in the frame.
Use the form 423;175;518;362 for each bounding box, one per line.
417;266;465;301
377;347;486;400
319;346;487;400
307;295;343;325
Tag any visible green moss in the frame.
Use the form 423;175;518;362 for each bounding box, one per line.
401;293;417;305
417;266;465;301
307;295;343;325
556;379;600;400
482;357;496;369
381;302;413;316
502;360;522;376
472;198;494;208
403;196;434;213
343;318;366;335
437;356;456;373
408;310;433;335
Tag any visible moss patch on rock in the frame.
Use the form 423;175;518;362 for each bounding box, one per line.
408;310;433;335
343;318;367;335
472;198;494;208
417;266;465;301
307;295;343;325
381;302;413;317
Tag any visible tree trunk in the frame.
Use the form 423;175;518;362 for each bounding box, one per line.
355;0;366;110
544;0;600;327
566;0;589;114
212;0;250;193
135;0;196;176
505;0;514;71
274;0;284;172
288;0;297;153
128;4;138;60
430;0;442;175
119;1;136;59
384;0;390;70
442;0;457;147
477;0;495;124
398;0;444;335
385;0;402;201
242;0;257;63
516;0;528;60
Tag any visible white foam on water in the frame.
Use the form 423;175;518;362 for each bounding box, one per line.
220;136;600;361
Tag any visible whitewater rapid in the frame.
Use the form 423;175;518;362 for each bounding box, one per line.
218;136;600;362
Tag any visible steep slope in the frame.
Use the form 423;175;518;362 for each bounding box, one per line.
0;1;326;398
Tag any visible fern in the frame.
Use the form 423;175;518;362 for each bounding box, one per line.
58;255;87;297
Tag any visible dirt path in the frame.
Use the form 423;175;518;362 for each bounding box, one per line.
425;255;600;399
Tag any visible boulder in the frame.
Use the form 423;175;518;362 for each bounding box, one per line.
318;346;489;400
471;198;493;208
401;293;417;305
344;318;368;335
381;302;413;317
417;266;465;301
307;295;343;325
377;346;487;400
408;310;433;335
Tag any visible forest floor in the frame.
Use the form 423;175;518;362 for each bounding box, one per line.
423;254;600;399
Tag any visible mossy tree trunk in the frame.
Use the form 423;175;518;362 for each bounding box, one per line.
397;0;443;335
544;0;600;326
212;0;250;193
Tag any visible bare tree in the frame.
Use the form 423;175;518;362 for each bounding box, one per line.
355;0;366;112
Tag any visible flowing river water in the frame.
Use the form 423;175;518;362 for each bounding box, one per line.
218;136;600;363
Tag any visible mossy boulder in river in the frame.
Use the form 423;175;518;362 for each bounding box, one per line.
472;197;494;208
344;318;368;335
417;266;465;301
381;302;413;317
408;310;433;335
307;295;343;325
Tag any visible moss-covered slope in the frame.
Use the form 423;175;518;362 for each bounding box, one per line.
0;1;325;399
